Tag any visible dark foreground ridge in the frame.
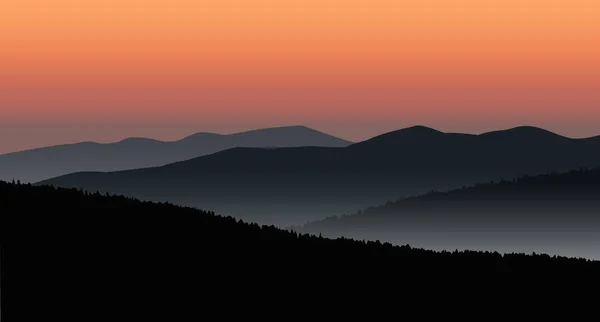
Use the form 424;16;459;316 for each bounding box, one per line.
300;168;600;259
2;180;598;271
2;180;599;318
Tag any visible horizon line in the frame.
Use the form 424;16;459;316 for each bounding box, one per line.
2;123;600;156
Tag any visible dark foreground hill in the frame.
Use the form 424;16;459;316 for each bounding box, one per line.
0;125;351;183
4;181;598;319
40;125;600;226
299;168;600;260
2;180;598;269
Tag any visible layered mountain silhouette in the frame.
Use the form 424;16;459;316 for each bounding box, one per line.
3;180;598;275
5;179;600;319
298;168;600;260
0;125;351;183
39;125;600;227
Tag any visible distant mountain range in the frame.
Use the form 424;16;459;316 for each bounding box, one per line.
298;168;600;259
38;125;600;227
0;125;351;183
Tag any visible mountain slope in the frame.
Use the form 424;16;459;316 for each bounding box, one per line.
0;125;351;183
5;181;599;320
39;125;600;227
299;168;600;260
2;180;598;270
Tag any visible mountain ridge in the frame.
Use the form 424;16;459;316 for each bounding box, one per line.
2;125;350;156
39;125;600;227
350;125;586;148
0;125;352;183
4;179;598;274
298;167;600;260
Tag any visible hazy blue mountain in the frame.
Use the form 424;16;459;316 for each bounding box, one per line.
0;125;351;183
298;168;600;260
39;125;600;227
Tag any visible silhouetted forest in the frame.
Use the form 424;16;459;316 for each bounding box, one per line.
3;180;600;319
305;167;600;224
300;168;600;259
2;180;598;273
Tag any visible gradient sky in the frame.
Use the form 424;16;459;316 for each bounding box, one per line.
2;0;600;153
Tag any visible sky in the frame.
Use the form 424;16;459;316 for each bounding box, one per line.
1;0;600;153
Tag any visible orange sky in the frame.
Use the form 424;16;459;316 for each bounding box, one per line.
1;0;600;153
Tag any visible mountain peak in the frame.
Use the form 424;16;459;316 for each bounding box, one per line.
232;125;317;135
117;137;163;144
480;126;568;140
402;125;443;134
351;125;444;148
179;132;222;142
378;125;444;137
